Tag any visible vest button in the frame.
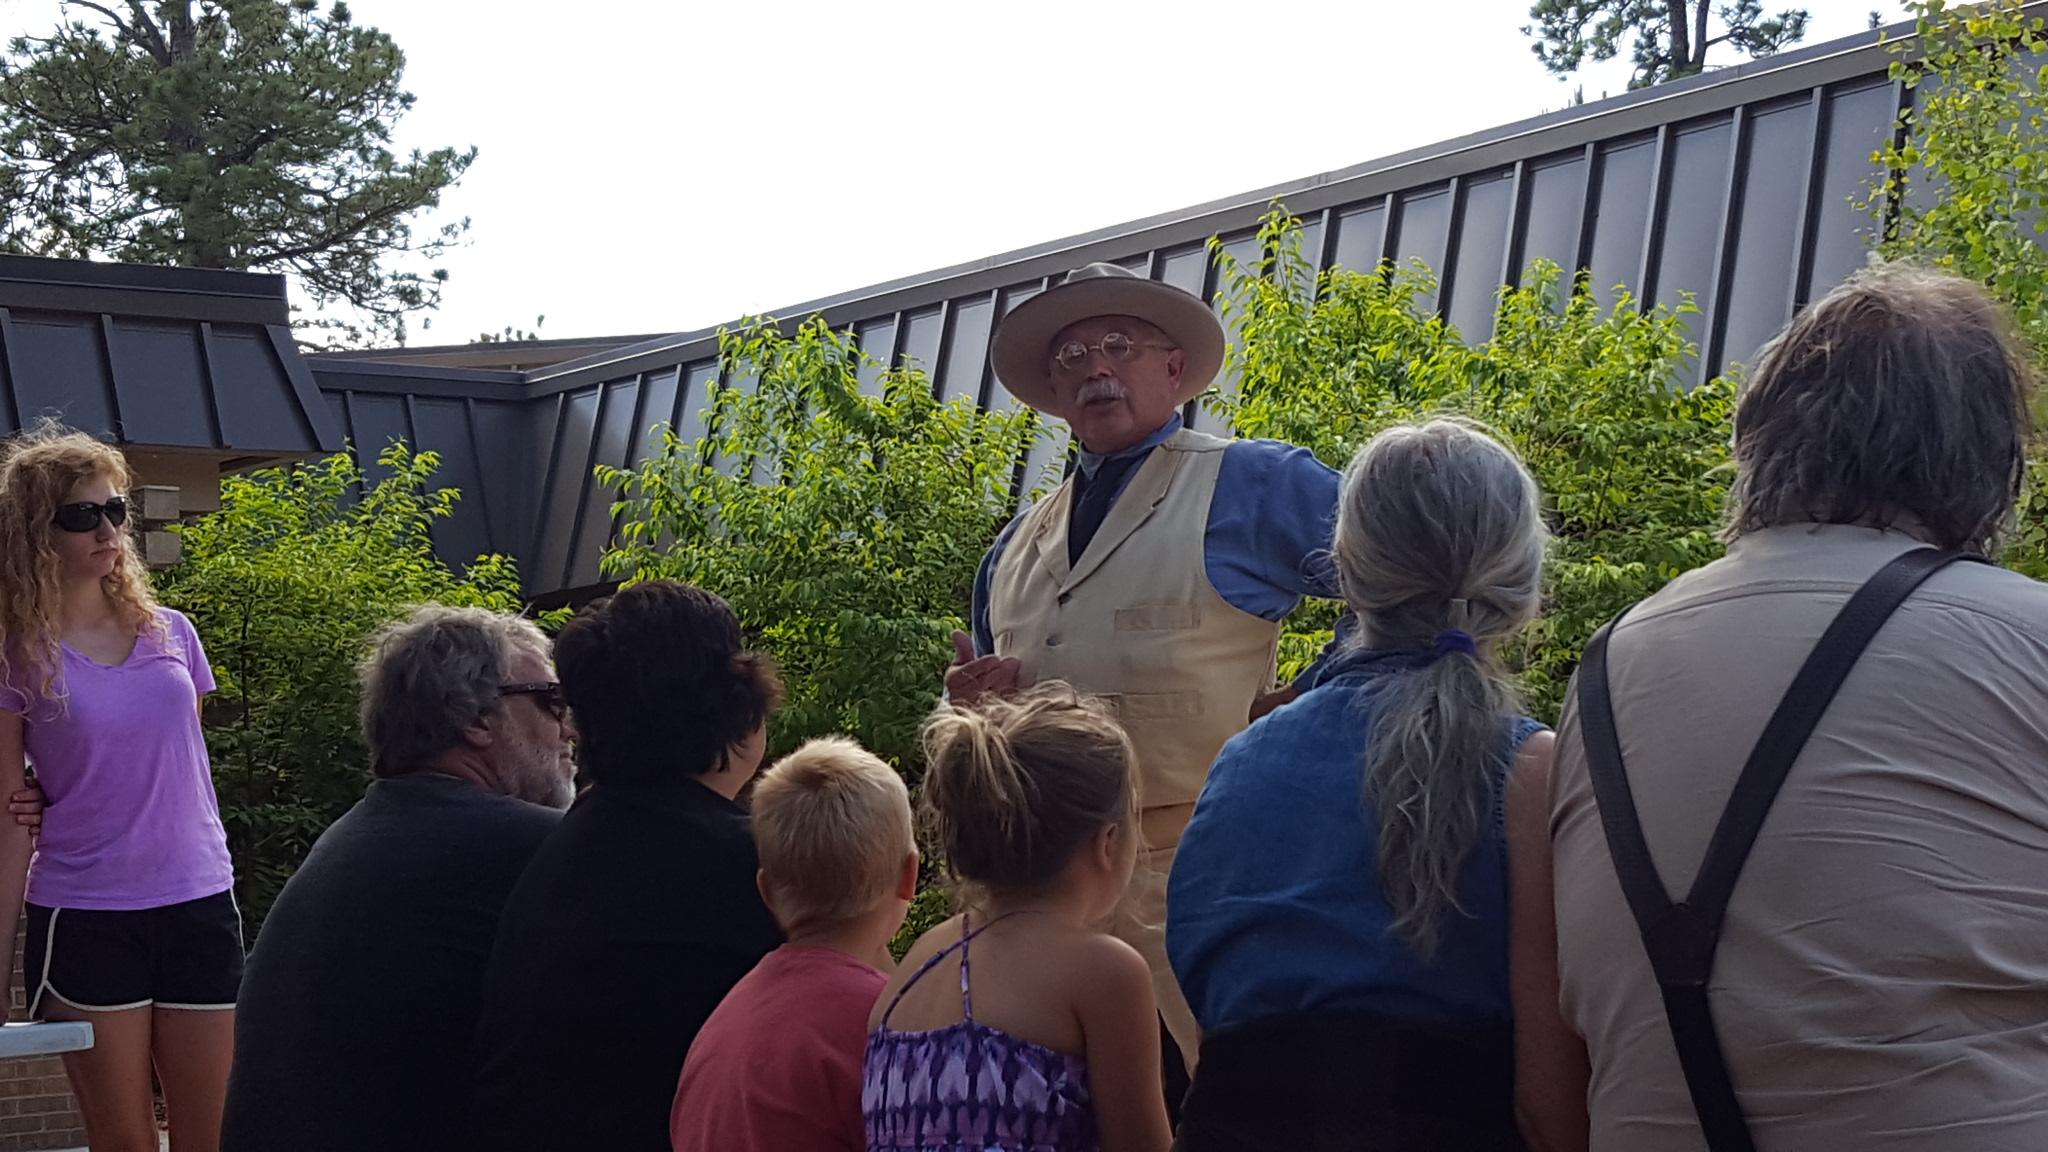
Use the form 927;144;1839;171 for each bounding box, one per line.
1046;635;1062;647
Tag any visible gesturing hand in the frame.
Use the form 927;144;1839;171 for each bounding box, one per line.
944;630;1022;706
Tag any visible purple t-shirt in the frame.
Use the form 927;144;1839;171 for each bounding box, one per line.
0;608;233;910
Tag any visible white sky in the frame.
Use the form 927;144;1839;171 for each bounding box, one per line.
5;0;1905;345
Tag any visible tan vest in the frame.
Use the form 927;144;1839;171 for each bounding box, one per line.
988;428;1281;842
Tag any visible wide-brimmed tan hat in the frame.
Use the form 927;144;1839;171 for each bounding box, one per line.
991;262;1225;412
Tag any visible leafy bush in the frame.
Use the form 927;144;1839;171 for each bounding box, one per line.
1868;0;2048;579
891;887;953;960
1212;209;1735;720
156;444;538;936
598;317;1049;780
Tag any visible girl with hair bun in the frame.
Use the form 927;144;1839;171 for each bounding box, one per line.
1167;419;1587;1151
865;683;1170;1152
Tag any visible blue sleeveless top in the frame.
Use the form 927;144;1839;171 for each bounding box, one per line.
1167;646;1545;1036
863;912;1098;1152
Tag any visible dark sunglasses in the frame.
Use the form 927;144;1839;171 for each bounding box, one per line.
52;496;128;533
499;681;567;722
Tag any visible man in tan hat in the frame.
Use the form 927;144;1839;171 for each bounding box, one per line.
945;262;1345;1090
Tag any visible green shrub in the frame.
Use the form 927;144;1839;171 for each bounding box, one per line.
157;444;539;936
598;316;1050;781
1212;209;1735;720
1868;0;2048;579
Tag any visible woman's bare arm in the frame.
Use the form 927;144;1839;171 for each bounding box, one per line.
0;714;36;1018
1507;730;1590;1152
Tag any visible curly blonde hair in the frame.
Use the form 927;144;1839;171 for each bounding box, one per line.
0;422;162;706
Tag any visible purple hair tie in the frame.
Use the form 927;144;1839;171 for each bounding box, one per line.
1431;630;1478;661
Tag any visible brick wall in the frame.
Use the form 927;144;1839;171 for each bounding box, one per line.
0;918;86;1151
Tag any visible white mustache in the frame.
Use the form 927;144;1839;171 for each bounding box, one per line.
1076;378;1128;405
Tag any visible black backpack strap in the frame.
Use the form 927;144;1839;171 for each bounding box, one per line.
1575;547;1978;1152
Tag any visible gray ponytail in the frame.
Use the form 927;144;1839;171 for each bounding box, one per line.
1333;419;1546;958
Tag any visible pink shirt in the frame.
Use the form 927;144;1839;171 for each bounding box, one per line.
670;943;886;1152
0;608;232;910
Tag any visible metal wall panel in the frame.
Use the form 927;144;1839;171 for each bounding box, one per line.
1807;80;1897;303
635;367;681;463
567;376;640;589
1520;151;1590;281
1393;185;1454;311
1652;117;1737;364
1158;245;1208;295
7;313;115;433
1719;96;1813;368
106;321;216;449
209;326;313;452
1586;135;1659;311
855;318;896;396
899;307;945;381
1655;121;1736;306
939;294;995;405
677;362;720;448
323;391;349;442
1448;171;1517;338
469;398;538;572
407;395;495;564
533;387;601;588
1331;201;1386;273
343;392;410;484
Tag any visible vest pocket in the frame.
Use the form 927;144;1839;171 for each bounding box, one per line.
1101;690;1203;720
1114;604;1201;632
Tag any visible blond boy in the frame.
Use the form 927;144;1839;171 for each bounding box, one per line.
669;737;918;1152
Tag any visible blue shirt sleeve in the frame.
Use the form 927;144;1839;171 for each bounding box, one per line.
971;511;1030;658
1204;439;1342;620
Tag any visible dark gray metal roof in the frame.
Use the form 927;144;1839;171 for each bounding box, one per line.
0;254;342;461
316;332;676;373
309;11;2024;603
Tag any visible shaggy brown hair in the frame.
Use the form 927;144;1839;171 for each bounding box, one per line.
1726;263;2035;553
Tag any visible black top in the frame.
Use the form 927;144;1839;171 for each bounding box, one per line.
464;777;783;1152
221;773;562;1152
1177;1008;1522;1152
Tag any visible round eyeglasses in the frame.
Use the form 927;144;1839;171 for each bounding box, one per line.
1051;332;1175;377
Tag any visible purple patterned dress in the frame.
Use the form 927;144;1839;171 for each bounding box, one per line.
863;912;1099;1151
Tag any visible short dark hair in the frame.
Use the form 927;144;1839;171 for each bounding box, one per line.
1726;263;2034;553
552;580;782;784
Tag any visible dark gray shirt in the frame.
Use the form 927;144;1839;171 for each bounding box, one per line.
222;772;561;1152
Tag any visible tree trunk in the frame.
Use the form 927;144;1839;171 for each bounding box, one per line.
154;1;230;267
1667;0;1695;77
162;0;194;60
1690;0;1712;71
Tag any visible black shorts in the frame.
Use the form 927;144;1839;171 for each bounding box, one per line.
24;890;245;1017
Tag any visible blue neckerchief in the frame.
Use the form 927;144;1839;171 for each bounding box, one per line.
1074;413;1183;480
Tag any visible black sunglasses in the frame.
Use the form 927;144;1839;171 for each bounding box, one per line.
52;496;128;534
499;681;567;722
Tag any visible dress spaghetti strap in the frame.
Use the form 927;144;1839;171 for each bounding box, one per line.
877;910;1012;1029
862;909;1100;1150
